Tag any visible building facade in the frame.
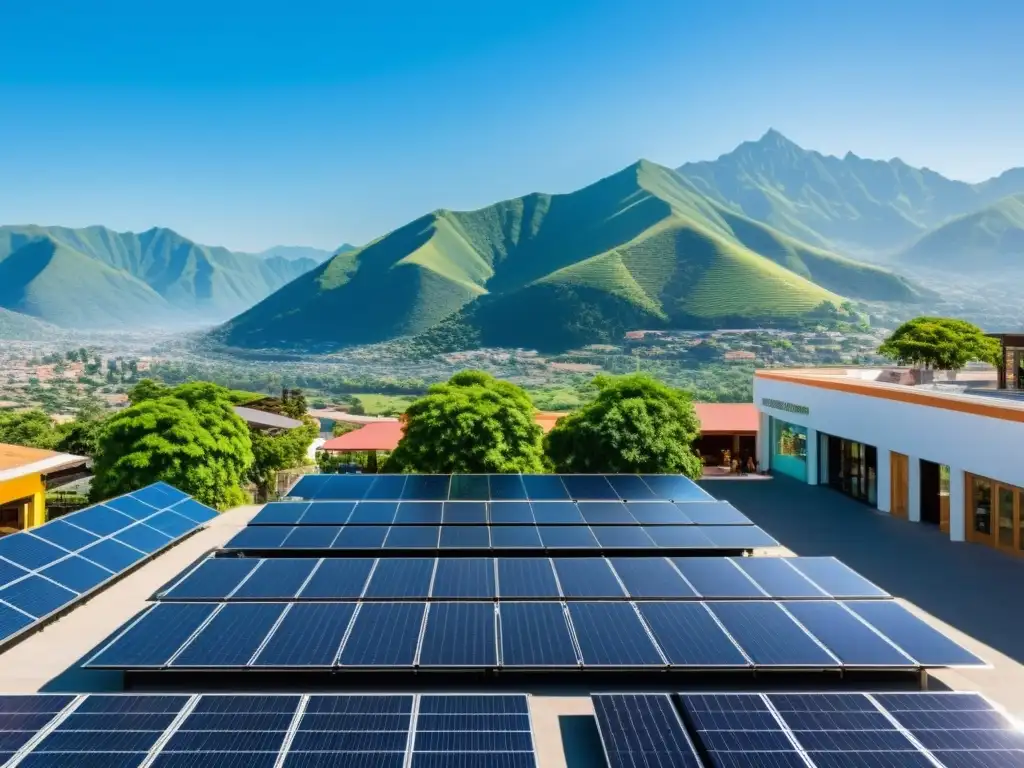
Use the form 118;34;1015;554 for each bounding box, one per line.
755;369;1024;556
0;443;88;533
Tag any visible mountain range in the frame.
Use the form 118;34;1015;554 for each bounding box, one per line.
679;129;1024;255
218;159;921;353
0;226;324;328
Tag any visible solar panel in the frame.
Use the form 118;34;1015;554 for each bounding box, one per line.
488;474;529;500
577;501;635;524
645;526;715;549
606;475;659;501
624;502;692;525
490;525;544;549
562;475;618;500
608;557;697;598
671;558;766;598
281;525;340;548
249;501;310;525
365;474;408;500
112;523;174;554
590;525;657;549
339;602;425;667
364;558;435;599
438;525;490;548
29;519;99;551
701;525;780;549
538;525;600;548
394;501;443;524
552;558;624;598
530;502;585;524
592;693;702;767
520;474;570;500
252;602;356;667
782;601;916;667
293;694;412;763
37;556;113;594
640;475;712;502
449;474;490;501
734;557;829;598
431;558;495;599
223;525;292;549
787;556;890;599
160;557;259;600
489;502;535;524
496;558;560;598
676;501;753;526
679;693;805;766
498;602;578;667
300;501;359;524
565;602;664;667
706;602;839;668
845;601;986;667
635;602;749;667
170;602;286;667
87;602;218;667
331;525;390;549
441;501;488;524
402;474;451;501
78;538;145;571
413;695;536;768
383;525;440;548
418;602;497;667
231;559;318;599
298;558;374;599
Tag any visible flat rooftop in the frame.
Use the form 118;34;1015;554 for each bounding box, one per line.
0;442;87;481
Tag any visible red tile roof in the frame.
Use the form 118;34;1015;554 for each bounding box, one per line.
321;421;405;452
694;403;759;434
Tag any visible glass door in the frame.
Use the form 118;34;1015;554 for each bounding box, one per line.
969;475;993;545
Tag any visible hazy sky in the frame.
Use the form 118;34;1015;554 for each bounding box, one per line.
1;0;1021;251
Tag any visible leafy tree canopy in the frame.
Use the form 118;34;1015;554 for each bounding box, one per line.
248;419;318;500
127;378;169;405
55;416;107;458
385;370;545;473
544;373;703;477
92;382;253;509
878;317;1001;371
0;410;59;450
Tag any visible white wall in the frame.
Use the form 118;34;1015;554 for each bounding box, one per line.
754;377;1024;492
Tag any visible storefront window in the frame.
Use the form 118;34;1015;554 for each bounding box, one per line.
770;418;808;481
998;486;1015;547
972;477;992;535
821;432;877;506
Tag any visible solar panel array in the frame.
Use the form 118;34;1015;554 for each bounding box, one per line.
86;595;982;670
0;482;216;647
0;693;538;767
155;555;890;601
224;521;780;553
593;692;1024;768
286;473;714;502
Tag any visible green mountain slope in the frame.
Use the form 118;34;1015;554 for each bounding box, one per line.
898;194;1024;270
219;159;920;352
0;225;319;327
678;130;1024;254
0;307;59;340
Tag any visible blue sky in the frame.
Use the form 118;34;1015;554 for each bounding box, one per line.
1;0;1021;251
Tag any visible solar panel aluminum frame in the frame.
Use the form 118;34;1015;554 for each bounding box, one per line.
0;487;213;651
496;601;583;670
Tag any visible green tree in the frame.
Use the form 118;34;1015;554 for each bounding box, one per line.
878;317;1001;372
91;383;253;509
281;389;308;420
544;373;703;477
56;414;107;458
0;410;59;450
385;370;545;473
128;378;169;404
247;420;318;500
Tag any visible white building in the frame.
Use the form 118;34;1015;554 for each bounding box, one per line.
754;368;1024;557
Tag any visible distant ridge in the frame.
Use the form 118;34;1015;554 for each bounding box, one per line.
678;130;1024;254
0;225;321;328
217;158;921;353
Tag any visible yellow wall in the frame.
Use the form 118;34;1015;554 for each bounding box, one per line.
0;473;46;529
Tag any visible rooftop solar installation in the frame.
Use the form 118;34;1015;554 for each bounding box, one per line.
0;693;538;768
155;555;891;603
0;482;215;648
250;499;749;526
222;522;777;554
85;597;983;671
286;473;714;502
592;693;703;767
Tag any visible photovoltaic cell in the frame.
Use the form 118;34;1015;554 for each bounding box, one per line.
29;520;99;551
530;502;584;524
394;501;444;524
707;601;838;667
103;495;157;520
365;475;408;500
787;557;890;599
298;558;374;599
562;475;618;500
488;474;529;500
169;498;218;525
781;601;915;667
439;526;490;548
845;600;985;666
496;558;559;598
300;501;358;525
282;526;340;548
578;502;635;524
521;475;569;501
319;475;376;500
701;525;780;549
171;602;285;667
331;525;389;549
552;558;624;598
734;558;828;598
609;557;697;598
160;557;254;600
645;527;715;549
252;602;356;667
88;602;218;667
636;602;748;667
431;558;495;599
442;502;488;524
38;556;113;594
489;502;535;524
449;475;490;501
538;526;599;548
364;558;435;599
0;575;78;618
0;534;69;571
0;604;33;639
498;602;578;667
606;475;659;501
113;523;174;554
641;475;712;502
66;505;136;537
419;602;497;666
491;526;544;549
384;525;440;549
339;602;425;667
402;474;451;501
676;501;752;526
566;602;664;666
592;694;702;768
590;526;656;549
624;502;691;525
231;559;318;599
250;502;310;525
